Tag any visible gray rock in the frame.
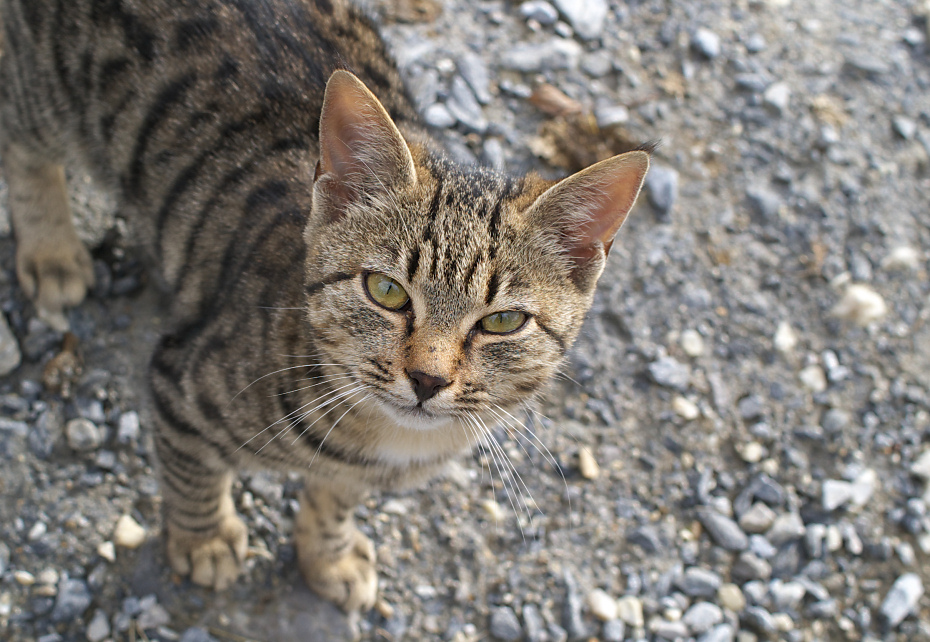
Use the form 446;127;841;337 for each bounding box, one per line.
482;138;505;170
489;606;523;641
744;33;766;53
654;619;689;639
562;570;587;639
30;407;62;460
845;54;891;75
117;411;141;444
892;115;917;140
423;103;456;129
645;165;679;221
739;503;776;534
248;473;284;505
747;186;782;220
648;356;691;391
683;602;724;634
65;418;103;452
692;28;721;59
457;53;492;105
821;408;850;433
731;551;772;582
86;609;110;642
627;524;662;553
582;51;613;77
0;541;9;576
698;623;736;642
770;580;806;611
735;73;770;92
0;313;21;376
880;573;924;627
552;0;608;39
446;76;487;133
678;566;722;598
594;104;630;128
807;598;837;619
766;512;805;545
602;619;625;642
50;578;92;622
500;39;583;72
520;1;559;25
743;606;776;633
696;507;749;551
179;628;220;642
522;604;546;642
763;82;790;114
749;534;776;559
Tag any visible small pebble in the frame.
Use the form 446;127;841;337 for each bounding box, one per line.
87;609;111;642
113;514;147;549
680;329;705;357
880;573;924;627
616;595;644;627
14;570;36;586
587;588;618;621
645;165;679;221
482;499;505;522
66;418;103;452
799;365;827;393
672;396;700;420
683;602;724;635
832;284;887;326
692;28;721;58
696;507;749;551
0;314;22;377
881;246;920;271
520;0;559;25
718;583;746;612
739;503;776;534
679;567;722;598
739;442;764;464
97;541;116;563
578;447;600;480
773;321;798;354
649;356;691;390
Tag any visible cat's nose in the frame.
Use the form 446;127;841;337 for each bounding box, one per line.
408;370;451;403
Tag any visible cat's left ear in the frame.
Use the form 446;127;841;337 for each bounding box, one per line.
315;70;417;212
527;149;650;289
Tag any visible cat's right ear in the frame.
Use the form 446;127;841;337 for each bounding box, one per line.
314;70;417;217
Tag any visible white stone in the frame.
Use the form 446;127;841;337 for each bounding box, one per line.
86;609;111;642
113;514;147;549
739;442;764;464
849;468;878;507
773;321;798;354
832;284;888;326
763;82;791;113
551;0;608;39
587;588;618;621
880;573;924;627
481;499;505;522
36;568;59;586
616;595;645;627
799;365;827;393
578;447;600;480
672;396;700;420
97;541;116;563
28;521;47;541
13;571;35;586
823;479;855;511
680;329;705;357
881;246;921;271
717;583;746;612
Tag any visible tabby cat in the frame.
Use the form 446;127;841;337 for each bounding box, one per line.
0;0;649;619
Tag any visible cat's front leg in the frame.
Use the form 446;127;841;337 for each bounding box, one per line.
2;142;94;331
156;436;248;590
296;480;377;616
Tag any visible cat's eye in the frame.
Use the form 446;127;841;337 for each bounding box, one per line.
365;272;410;310
480;311;527;334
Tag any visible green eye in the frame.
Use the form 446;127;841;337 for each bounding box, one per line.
480;311;527;334
365;273;409;310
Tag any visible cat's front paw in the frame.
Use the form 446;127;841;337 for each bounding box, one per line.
165;514;248;591
16;233;94;331
298;528;378;614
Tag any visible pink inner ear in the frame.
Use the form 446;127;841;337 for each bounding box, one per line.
569;151;650;251
317;70;415;193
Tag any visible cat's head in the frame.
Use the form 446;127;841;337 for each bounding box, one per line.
303;71;648;429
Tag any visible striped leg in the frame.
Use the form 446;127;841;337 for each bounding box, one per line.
295;480;377;615
155;427;247;591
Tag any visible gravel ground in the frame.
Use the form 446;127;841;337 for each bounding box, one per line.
2;0;930;641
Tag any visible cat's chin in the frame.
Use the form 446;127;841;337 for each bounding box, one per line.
374;399;455;431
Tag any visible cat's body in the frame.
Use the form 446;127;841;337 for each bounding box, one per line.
0;0;648;619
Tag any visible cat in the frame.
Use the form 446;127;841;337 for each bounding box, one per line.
0;0;649;620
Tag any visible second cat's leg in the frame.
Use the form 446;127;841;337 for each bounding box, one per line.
2;142;94;330
296;480;377;614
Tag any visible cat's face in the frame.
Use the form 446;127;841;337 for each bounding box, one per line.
302;71;648;429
